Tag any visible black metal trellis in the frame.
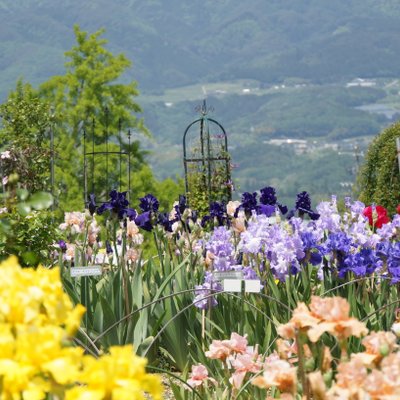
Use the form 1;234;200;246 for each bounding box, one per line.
83;109;131;206
183;100;232;207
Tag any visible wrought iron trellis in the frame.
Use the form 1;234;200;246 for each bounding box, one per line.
183;100;232;207
83;109;131;206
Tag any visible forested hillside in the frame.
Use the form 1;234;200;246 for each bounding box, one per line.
1;0;400;95
1;0;400;203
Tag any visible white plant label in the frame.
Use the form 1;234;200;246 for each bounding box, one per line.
244;279;261;293
70;265;102;278
223;279;242;292
213;271;243;281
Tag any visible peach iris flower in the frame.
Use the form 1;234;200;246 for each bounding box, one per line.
278;296;368;343
205;333;248;360
187;364;216;388
252;358;297;395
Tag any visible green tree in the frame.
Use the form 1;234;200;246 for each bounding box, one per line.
357;121;400;214
0;81;58;266
40;25;150;210
0;80;53;192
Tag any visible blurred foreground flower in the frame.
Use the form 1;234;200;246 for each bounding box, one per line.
0;256;162;400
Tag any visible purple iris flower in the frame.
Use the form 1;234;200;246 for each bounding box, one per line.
176;195;187;214
259;186;288;215
172;194;188;222
234;191;258;217
106;240;113;254
299;231;323;266
376;241;392;259
344;248;382;277
309;251;322;266
301;232;317;250
88;193;97;215
157;212;173;232
325;232;353;253
257;204;275;217
97;190;130;219
139;194;159;213
388;242;400;283
135;211;153;232
288;191;320;220
260;186;277;205
323;231;354;277
202;201;228;227
58;240;67;252
126;208;137;221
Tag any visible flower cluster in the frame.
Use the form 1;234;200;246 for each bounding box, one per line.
58;210;106;265
186;296;400;399
187;333;264;391
277;296;368;343
0;256;162;399
187;332;297;397
234;186;289;218
202;194;400;289
193;225;260;309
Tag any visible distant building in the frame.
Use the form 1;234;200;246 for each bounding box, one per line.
346;78;376;88
263;138;339;155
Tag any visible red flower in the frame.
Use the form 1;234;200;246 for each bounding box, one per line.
397;204;400;215
362;205;390;229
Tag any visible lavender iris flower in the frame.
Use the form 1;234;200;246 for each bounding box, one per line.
325;232;353;253
193;272;222;309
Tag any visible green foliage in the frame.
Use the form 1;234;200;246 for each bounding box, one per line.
0;187;57;267
40;25;148;142
186;172;210;216
60;215;201;371
0;80;53;192
39;25;150;210
357;120;400;213
184;121;232;214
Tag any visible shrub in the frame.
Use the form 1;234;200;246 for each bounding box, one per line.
357;120;400;214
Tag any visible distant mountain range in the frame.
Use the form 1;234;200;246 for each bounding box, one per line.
1;0;400;202
1;0;400;97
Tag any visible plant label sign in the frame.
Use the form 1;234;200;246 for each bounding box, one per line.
70;265;102;278
213;271;261;293
223;279;242;292
244;280;261;293
213;271;243;281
